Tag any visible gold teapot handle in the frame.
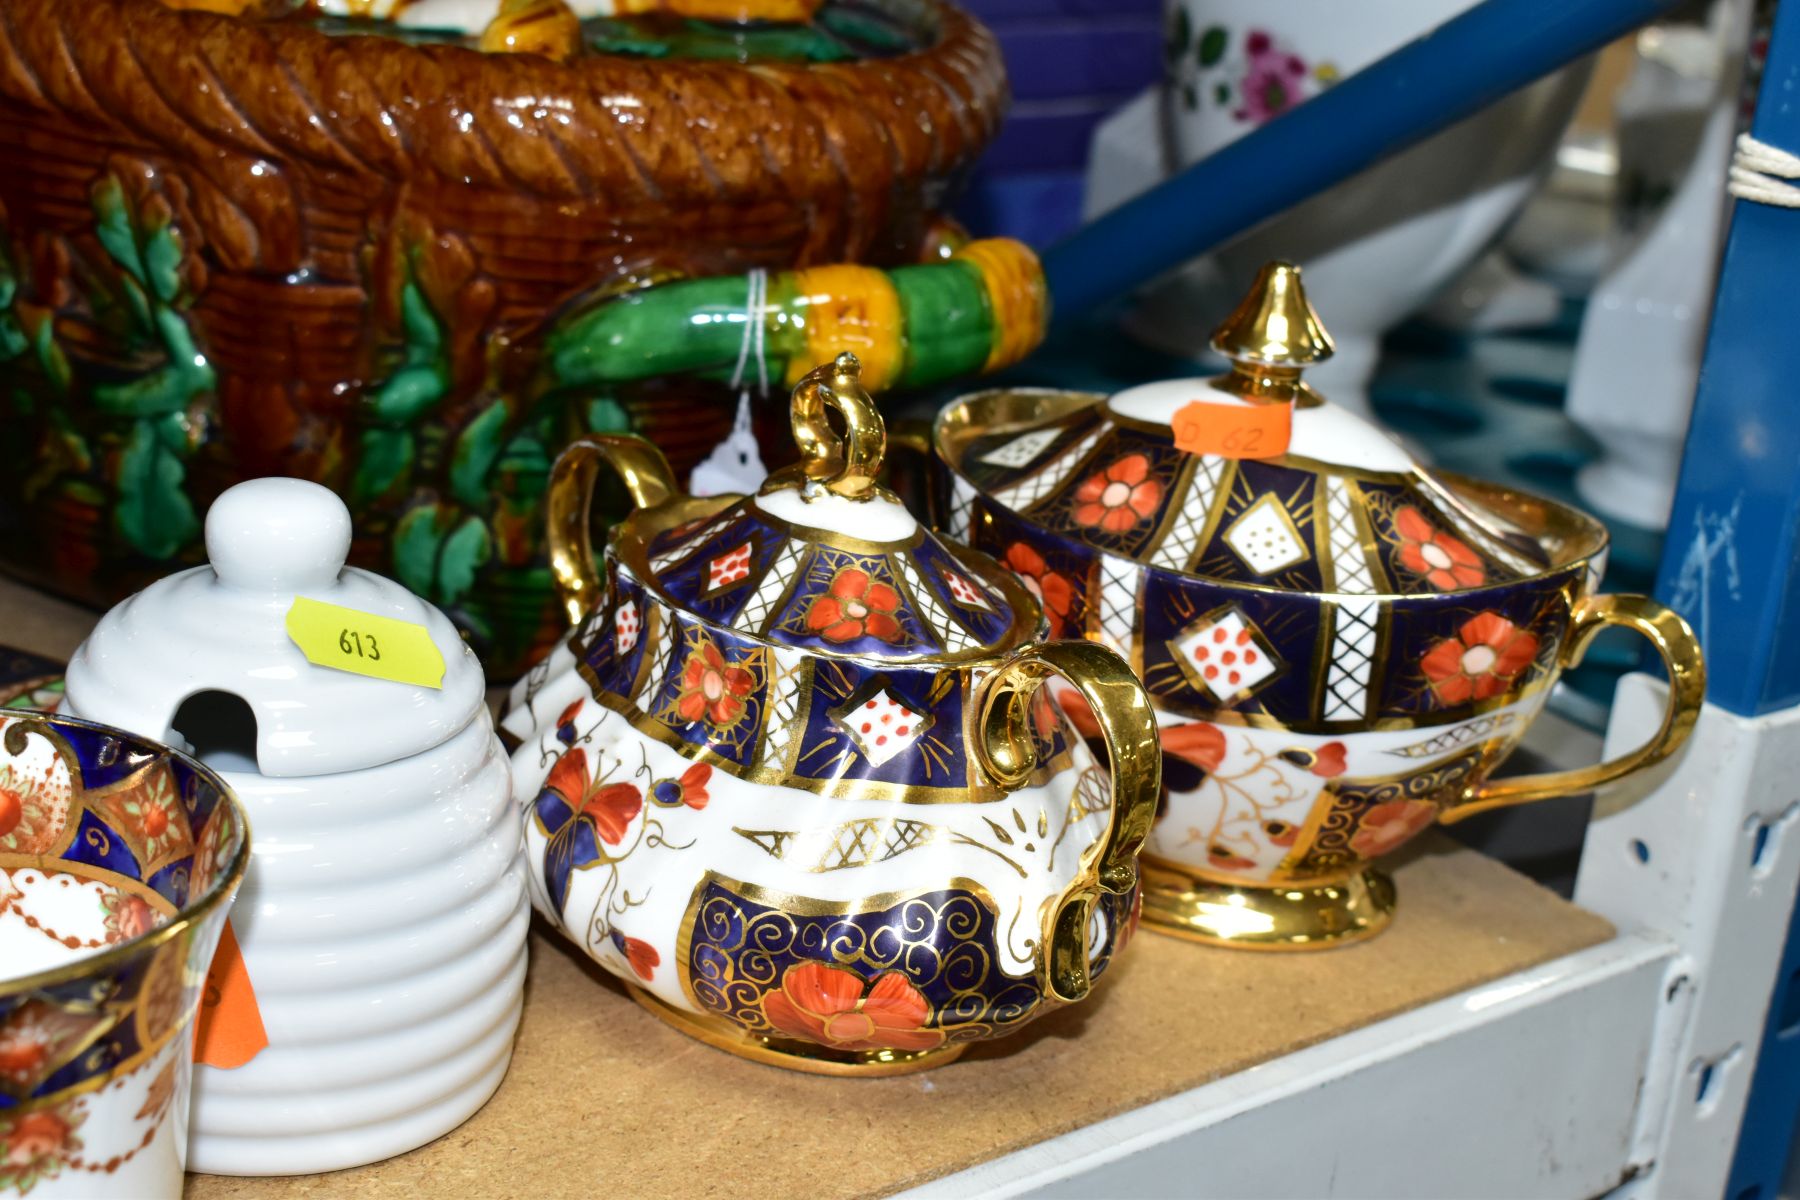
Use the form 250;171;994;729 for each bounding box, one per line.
546;435;680;625
974;641;1160;1004
1440;594;1705;823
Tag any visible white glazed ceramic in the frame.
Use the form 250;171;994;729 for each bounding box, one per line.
0;713;248;1200
59;479;527;1176
500;355;1159;1075
1119;0;1589;413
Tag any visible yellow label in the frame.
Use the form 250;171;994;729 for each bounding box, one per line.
284;597;446;689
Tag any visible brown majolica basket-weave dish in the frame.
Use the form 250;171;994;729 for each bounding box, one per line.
0;0;1017;674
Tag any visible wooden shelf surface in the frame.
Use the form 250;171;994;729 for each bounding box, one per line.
0;576;1616;1199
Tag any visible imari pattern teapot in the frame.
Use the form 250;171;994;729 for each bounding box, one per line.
501;355;1159;1075
934;264;1705;949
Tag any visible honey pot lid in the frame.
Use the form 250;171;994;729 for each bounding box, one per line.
619;354;1037;662
64;479;488;777
947;262;1553;595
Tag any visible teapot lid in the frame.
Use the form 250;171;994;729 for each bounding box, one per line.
64;479;487;777
943;262;1552;595
614;354;1037;661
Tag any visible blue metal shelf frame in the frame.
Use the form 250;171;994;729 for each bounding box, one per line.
1682;1;1800;1193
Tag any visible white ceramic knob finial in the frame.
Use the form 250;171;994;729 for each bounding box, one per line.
206;478;353;593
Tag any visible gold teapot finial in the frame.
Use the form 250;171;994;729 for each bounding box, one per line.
1210;261;1333;408
785;352;887;500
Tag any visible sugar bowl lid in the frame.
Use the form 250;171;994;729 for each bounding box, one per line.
609;354;1038;661
65;479;487;777
943;262;1554;594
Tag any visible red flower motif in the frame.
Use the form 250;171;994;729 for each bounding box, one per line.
543;751;643;845
804;569;903;644
106;894;157;944
0;1035;46;1078
676;640;754;728
1207;843;1257;872
652;763;711;811
1264;820;1299;848
1395;507;1485;591
611;931;660;981
0;789;19;839
1073;454;1163;534
1310;742;1347;778
543;751;590;809
1349;799;1437;859
140;799;169;839
761;963;943;1053
1001;543;1075;638
5;1110;70;1167
1162;723;1226;773
557;699;583;729
1421;613;1541;705
581;783;644;846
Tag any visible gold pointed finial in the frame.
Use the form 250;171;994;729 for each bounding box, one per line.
1209;262;1333;407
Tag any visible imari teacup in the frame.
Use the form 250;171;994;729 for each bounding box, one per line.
933;263;1705;948
1;714;247;1197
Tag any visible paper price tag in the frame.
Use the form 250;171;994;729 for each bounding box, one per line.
285;597;446;689
193;920;268;1069
1171;399;1292;459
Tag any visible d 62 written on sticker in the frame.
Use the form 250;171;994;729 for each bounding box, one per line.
1171;398;1293;460
285;596;447;689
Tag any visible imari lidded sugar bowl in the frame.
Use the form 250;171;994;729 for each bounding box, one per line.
1;713;248;1199
934;263;1706;949
501;354;1160;1075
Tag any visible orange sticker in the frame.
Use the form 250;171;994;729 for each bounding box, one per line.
193;920;268;1069
1171;399;1292;459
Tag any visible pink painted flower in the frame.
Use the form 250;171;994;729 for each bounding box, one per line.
1235;29;1310;124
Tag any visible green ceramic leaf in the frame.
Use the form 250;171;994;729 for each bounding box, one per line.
1198;26;1227;66
393;506;445;598
399;280;442;354
92;178;146;288
32;321;71;394
144;224;183;305
352;427;412;506
1166;5;1191;64
450;401;509;508
372;363;447;423
585;394;632;433
814;6;909;53
437;515;491;604
1215;82;1231;105
115;420;197;560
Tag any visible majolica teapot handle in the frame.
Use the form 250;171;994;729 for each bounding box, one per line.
974;641;1160;1004
546;435;680;625
1439;594;1706;822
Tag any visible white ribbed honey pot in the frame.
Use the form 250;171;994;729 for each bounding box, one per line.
60;478;527;1175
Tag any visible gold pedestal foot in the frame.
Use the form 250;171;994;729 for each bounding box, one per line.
1140;859;1397;950
626;984;969;1077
